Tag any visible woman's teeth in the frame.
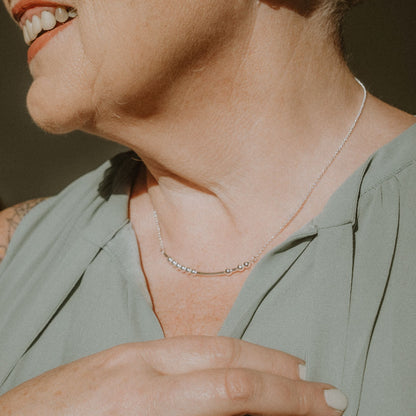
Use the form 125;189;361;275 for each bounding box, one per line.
22;7;78;46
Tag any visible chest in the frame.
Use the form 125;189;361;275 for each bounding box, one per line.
145;271;248;338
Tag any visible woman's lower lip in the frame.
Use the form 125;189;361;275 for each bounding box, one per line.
27;19;74;63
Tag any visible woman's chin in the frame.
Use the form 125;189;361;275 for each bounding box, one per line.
27;110;77;134
26;80;92;135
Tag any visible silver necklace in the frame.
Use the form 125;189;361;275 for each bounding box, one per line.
151;78;367;277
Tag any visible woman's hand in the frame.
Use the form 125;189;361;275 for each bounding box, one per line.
0;336;347;415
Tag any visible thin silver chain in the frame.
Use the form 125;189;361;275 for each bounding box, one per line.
152;78;367;277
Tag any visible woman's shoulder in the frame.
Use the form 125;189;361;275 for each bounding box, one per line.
0;151;137;267
359;117;416;195
0;199;47;264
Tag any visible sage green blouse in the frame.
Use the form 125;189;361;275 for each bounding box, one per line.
1;124;416;415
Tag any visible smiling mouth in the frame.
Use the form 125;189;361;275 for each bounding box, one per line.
16;6;78;46
11;1;78;62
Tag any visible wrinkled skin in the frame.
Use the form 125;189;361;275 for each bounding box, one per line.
3;0;257;134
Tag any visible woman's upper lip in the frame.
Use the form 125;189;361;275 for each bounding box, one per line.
11;0;74;22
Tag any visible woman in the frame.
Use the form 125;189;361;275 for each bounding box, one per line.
0;0;415;414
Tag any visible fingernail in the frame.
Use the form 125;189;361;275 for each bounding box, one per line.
324;389;348;412
298;364;307;380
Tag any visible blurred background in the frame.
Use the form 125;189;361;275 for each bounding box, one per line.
0;0;415;209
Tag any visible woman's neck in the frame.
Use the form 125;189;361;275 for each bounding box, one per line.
91;6;370;265
95;9;360;198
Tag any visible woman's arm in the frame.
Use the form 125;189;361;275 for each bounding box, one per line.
0;198;47;263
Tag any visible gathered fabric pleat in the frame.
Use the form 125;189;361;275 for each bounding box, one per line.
307;176;400;416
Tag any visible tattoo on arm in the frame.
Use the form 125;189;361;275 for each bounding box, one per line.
0;198;47;263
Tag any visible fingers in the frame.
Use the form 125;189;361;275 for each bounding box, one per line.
138;336;305;381
162;369;347;416
123;337;348;415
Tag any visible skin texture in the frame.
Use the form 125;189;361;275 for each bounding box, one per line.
1;0;415;413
